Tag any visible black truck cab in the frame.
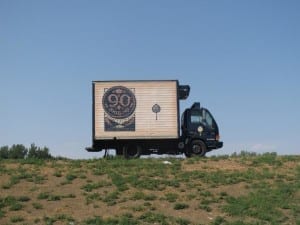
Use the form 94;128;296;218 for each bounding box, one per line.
181;102;223;157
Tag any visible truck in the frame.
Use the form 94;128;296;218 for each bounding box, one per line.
86;80;223;158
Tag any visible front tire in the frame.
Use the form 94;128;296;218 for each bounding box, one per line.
185;140;206;157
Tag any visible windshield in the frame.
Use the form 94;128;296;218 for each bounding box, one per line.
191;111;203;124
191;109;214;129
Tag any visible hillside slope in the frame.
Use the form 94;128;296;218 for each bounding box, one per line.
0;154;299;225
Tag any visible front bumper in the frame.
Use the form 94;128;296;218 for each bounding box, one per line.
216;141;223;149
206;140;223;150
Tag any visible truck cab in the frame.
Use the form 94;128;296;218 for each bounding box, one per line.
181;102;223;157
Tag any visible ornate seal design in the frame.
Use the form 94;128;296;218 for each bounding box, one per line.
102;86;136;119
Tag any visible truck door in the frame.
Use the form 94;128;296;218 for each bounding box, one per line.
200;108;218;141
188;108;219;143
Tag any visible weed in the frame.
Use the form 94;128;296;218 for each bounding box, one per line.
119;213;139;225
200;190;213;197
210;216;225;225
176;218;191;225
109;172;129;191
174;202;189;210
144;193;157;201
43;214;75;225
131;191;157;201
18;196;31;202
83;214;139;225
63;193;76;198
48;195;61;201
32;202;43;209
34;218;41;223
165;179;180;188
219;191;228;200
10;215;24;223
199;204;212;212
0;196;23;212
65;173;77;182
84;216;104;225
186;193;197;200
131;191;146;200
102;191;119;206
53;170;62;177
38;192;70;201
81;181;110;192
37;192;50;200
85;193;102;205
9;202;23;211
140;212;168;225
164;193;179;202
130;176;165;190
0;209;4;218
131;204;146;212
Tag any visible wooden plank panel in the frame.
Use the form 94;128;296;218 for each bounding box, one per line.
94;81;179;140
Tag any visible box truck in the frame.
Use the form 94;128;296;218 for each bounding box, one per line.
86;80;223;158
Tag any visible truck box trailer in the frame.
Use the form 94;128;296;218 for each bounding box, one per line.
86;80;222;158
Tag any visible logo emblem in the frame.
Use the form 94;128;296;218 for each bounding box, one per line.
102;86;136;131
102;86;136;119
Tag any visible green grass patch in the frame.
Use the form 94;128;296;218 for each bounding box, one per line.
223;182;297;224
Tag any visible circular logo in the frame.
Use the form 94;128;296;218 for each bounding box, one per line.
102;86;136;119
152;104;161;113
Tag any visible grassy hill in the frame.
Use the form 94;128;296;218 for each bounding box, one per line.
0;153;299;225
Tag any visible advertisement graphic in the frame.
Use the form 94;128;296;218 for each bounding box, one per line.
102;86;136;131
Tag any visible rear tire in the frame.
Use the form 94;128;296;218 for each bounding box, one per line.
185;140;206;157
123;144;141;159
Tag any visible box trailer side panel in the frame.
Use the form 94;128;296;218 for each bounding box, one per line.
94;81;179;140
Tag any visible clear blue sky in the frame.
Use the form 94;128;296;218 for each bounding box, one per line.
1;0;299;158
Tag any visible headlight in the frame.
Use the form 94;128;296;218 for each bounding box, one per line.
197;126;203;133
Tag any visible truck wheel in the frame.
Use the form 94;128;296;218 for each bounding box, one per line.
123;144;141;159
185;140;206;157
